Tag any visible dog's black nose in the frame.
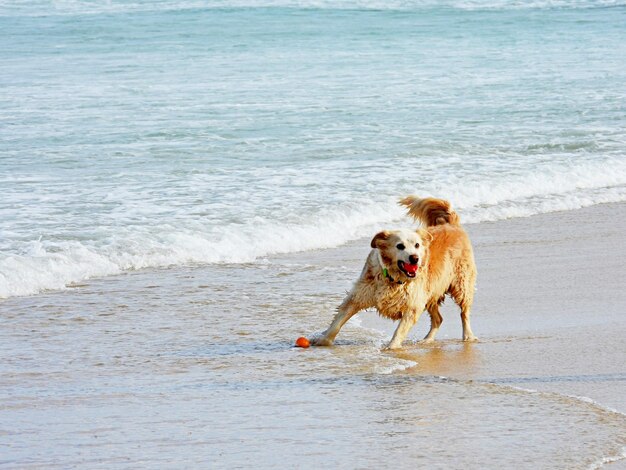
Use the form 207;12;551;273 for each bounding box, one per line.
409;255;419;265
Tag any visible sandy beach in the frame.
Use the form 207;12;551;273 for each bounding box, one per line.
1;202;625;469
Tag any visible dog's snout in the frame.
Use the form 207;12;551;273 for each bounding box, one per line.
409;255;419;265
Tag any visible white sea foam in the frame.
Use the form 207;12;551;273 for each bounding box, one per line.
505;386;626;417
566;394;626;418
0;240;121;298
2;167;625;299
374;358;418;375
588;449;626;470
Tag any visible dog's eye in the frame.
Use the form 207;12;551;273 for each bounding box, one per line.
415;243;420;248
396;243;405;250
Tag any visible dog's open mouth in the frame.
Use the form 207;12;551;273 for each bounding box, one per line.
398;260;419;278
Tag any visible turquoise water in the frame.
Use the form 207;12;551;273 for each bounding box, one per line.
1;1;626;297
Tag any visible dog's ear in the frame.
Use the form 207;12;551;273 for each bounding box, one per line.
371;231;391;249
417;229;433;246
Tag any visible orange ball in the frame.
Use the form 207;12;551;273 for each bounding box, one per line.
295;337;310;348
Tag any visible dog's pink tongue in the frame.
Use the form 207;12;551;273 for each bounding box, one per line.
403;262;419;274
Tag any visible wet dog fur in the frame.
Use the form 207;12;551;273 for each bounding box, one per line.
311;196;477;350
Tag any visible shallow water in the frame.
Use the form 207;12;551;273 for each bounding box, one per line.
2;221;625;468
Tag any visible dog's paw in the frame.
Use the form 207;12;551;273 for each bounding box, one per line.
310;336;333;347
463;335;479;342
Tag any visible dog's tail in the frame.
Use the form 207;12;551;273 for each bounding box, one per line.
399;196;460;227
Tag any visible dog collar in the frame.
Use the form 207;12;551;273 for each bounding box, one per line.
377;250;404;285
382;267;404;285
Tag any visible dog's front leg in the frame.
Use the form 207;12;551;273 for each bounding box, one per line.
386;309;423;350
311;295;362;347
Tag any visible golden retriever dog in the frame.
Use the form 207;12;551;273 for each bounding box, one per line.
311;196;477;350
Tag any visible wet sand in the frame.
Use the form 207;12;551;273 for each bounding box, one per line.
367;202;626;412
1;203;625;468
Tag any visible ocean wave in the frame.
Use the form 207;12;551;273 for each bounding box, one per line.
2;179;625;299
2;155;626;299
0;201;398;298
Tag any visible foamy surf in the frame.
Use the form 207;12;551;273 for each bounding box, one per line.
3;181;625;298
374;358;418;375
589;449;626;470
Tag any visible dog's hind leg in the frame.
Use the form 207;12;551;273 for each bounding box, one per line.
460;305;477;342
422;298;444;343
310;295;363;347
386;308;424;350
451;274;478;342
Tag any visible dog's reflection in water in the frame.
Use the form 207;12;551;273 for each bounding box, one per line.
393;341;481;377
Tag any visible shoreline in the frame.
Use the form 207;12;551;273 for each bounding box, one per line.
1;200;624;303
3;202;625;380
3;201;626;338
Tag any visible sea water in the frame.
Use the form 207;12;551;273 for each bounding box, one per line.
1;0;626;298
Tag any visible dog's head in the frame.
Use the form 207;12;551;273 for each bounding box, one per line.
371;228;431;281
